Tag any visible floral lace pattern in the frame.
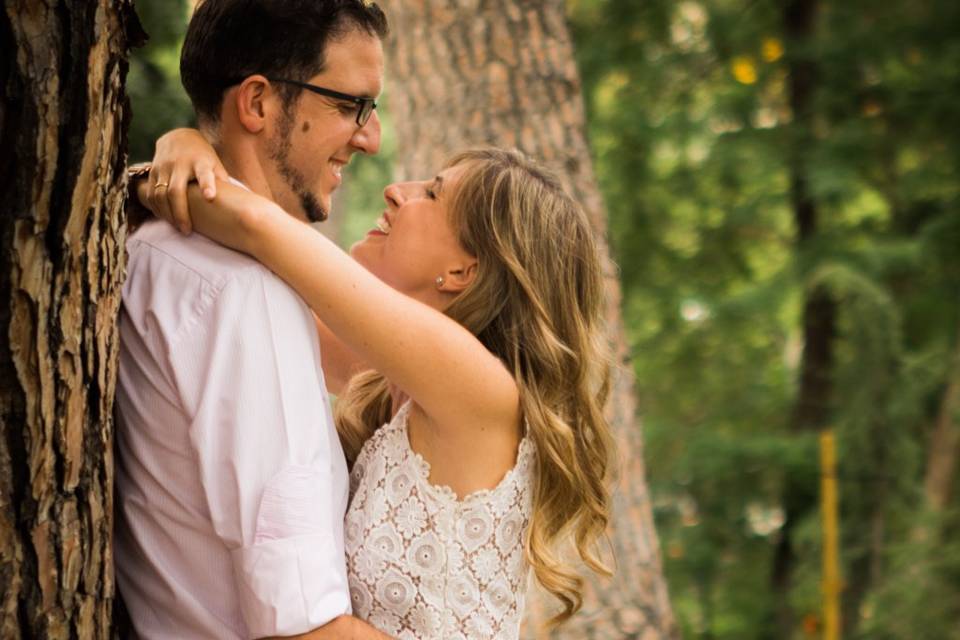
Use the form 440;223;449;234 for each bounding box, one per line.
345;403;535;639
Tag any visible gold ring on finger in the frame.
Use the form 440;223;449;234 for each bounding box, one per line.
154;181;169;189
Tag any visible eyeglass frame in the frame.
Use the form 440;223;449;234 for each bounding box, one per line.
224;76;377;127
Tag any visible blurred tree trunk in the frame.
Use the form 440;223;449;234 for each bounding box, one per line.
384;2;676;638
923;324;960;513
0;0;142;636
770;0;836;637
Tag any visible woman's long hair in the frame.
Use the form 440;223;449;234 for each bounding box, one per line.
336;148;614;625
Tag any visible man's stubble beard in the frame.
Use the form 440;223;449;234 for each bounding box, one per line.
268;106;327;223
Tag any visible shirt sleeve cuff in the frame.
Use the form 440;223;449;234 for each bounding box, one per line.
231;533;351;638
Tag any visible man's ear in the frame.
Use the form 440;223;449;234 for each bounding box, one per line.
233;75;274;134
443;260;478;293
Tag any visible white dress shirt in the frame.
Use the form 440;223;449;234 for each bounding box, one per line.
115;216;350;639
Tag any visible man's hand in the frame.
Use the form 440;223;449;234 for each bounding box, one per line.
263;614;394;640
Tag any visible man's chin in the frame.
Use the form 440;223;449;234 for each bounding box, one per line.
306;208;328;223
299;191;328;223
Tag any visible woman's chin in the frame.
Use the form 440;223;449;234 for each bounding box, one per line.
348;239;369;261
348;244;381;277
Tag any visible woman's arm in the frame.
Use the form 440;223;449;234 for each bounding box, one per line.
153;179;519;435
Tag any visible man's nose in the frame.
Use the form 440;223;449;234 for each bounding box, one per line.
351;110;382;155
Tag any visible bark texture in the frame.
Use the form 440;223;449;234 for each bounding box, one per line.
383;2;676;637
0;1;142;636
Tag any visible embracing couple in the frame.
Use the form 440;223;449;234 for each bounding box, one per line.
115;1;613;638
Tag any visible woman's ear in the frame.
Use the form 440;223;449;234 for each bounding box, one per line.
443;260;478;293
233;75;273;134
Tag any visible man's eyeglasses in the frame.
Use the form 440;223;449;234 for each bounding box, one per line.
270;77;377;127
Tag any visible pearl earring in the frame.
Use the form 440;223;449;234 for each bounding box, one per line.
435;276;445;288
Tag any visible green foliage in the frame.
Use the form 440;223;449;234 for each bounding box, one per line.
569;0;960;637
128;1;193;161
855;510;960;640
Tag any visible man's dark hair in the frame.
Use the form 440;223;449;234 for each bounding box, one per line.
180;0;388;123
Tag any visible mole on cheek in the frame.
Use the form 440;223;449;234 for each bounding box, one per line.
302;121;311;133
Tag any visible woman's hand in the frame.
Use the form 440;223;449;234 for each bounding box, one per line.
136;175;282;259
147;128;229;234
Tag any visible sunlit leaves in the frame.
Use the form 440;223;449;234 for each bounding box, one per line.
762;37;784;62
731;56;758;84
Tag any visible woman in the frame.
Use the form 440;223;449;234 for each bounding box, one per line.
138;136;614;639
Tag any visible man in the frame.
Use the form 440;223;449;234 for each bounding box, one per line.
115;1;390;637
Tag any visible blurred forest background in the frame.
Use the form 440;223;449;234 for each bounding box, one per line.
128;1;960;638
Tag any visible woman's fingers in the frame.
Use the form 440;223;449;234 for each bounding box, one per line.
197;160;229;200
149;170;175;227
168;170;192;235
149;137;180;228
144;166;164;215
146;164;193;235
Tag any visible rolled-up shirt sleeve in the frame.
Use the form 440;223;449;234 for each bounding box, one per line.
169;266;350;637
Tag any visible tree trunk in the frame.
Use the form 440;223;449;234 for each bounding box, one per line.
0;1;142;636
922;323;960;513
383;2;676;637
770;0;835;637
905;319;960;552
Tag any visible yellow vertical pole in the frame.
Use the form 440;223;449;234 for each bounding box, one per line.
820;430;841;640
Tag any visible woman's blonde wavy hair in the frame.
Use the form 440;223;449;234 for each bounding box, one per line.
336;148;614;626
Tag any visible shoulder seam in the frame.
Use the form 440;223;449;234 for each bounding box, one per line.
165;262;303;352
129;236;258;290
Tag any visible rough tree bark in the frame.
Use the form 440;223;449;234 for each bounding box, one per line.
383;2;676;637
0;1;142;636
769;0;836;637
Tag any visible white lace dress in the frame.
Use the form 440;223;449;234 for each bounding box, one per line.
344;402;536;639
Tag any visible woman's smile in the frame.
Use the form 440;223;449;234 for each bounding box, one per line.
374;212;392;234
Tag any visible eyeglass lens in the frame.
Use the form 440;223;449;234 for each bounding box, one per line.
358;101;375;127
